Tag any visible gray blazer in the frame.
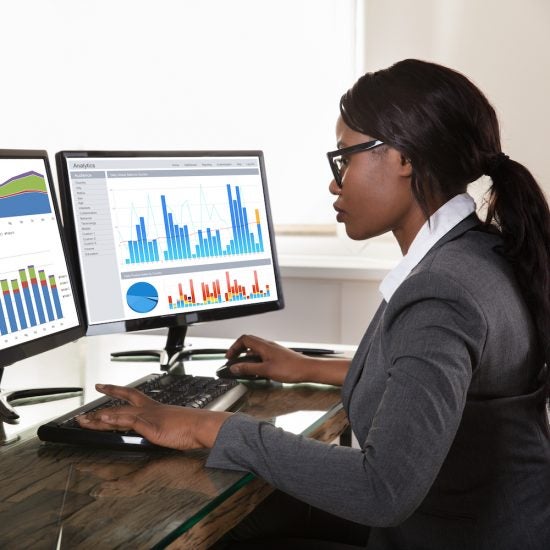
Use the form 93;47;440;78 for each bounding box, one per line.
207;215;550;549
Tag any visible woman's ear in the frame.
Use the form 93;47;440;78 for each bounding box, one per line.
399;154;413;177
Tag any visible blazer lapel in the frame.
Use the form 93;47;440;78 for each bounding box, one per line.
343;300;387;410
343;214;481;411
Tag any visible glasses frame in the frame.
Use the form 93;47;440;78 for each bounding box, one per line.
327;139;385;188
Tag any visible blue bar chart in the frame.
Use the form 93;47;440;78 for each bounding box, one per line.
124;184;265;265
126;216;160;264
0;264;64;336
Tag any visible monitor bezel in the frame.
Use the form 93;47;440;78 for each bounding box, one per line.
0;149;85;368
56;149;285;336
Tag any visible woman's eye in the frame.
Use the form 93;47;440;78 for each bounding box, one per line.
340;156;350;167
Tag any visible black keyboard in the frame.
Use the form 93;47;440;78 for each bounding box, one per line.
37;372;247;449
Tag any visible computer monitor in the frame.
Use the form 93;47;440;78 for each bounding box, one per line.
56;150;284;368
0;149;84;443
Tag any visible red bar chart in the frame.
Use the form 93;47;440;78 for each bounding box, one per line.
167;269;271;310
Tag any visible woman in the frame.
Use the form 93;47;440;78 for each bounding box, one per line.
78;59;550;549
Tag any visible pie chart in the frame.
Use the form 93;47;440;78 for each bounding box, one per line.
126;282;159;313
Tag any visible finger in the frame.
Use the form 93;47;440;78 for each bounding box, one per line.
77;410;153;435
76;404;136;427
95;383;157;406
226;335;253;357
229;359;267;378
226;334;268;359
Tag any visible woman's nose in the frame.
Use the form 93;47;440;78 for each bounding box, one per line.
328;178;341;195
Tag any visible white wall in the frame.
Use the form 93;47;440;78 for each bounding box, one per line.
0;0;357;227
361;0;550;201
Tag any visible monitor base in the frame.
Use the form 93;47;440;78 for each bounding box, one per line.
109;326;227;370
0;423;19;446
0;368;83;446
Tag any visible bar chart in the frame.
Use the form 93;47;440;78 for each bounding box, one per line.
123;184;265;265
167;269;271;310
0;264;64;336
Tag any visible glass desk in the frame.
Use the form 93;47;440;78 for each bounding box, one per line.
0;334;352;549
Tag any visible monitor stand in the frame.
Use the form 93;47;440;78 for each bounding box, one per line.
109;326;227;370
0;367;83;446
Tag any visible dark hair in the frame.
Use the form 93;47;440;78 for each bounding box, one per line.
340;59;550;393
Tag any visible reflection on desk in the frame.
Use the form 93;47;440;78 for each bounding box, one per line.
0;334;353;550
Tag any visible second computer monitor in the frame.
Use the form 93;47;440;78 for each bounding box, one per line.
0;149;83;369
56;150;284;363
0;149;83;437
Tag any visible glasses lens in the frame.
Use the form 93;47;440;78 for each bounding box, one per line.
329;156;343;186
334;156;345;186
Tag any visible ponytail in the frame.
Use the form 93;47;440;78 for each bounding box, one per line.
484;157;550;394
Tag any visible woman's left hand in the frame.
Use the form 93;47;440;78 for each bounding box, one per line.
76;383;232;450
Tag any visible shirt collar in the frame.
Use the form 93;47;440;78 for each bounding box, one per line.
379;193;476;302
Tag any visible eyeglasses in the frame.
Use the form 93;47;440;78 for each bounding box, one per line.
327;139;385;188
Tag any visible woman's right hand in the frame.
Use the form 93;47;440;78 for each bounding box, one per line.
225;334;315;383
225;334;350;385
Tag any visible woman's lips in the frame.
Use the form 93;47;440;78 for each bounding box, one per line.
334;204;345;221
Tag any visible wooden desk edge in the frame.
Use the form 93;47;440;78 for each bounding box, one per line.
168;407;349;549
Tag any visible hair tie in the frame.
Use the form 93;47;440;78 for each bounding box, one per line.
486;152;510;177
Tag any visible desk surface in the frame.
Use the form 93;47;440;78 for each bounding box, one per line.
0;334;352;549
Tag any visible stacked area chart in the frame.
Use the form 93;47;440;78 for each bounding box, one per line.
0;171;51;218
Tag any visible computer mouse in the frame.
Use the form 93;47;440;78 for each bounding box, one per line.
216;354;267;380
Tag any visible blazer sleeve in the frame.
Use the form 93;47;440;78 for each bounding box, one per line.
206;271;487;527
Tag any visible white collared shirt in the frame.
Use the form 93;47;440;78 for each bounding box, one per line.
379;193;476;302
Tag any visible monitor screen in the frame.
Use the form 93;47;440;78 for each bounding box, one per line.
0;150;83;368
56;150;284;363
